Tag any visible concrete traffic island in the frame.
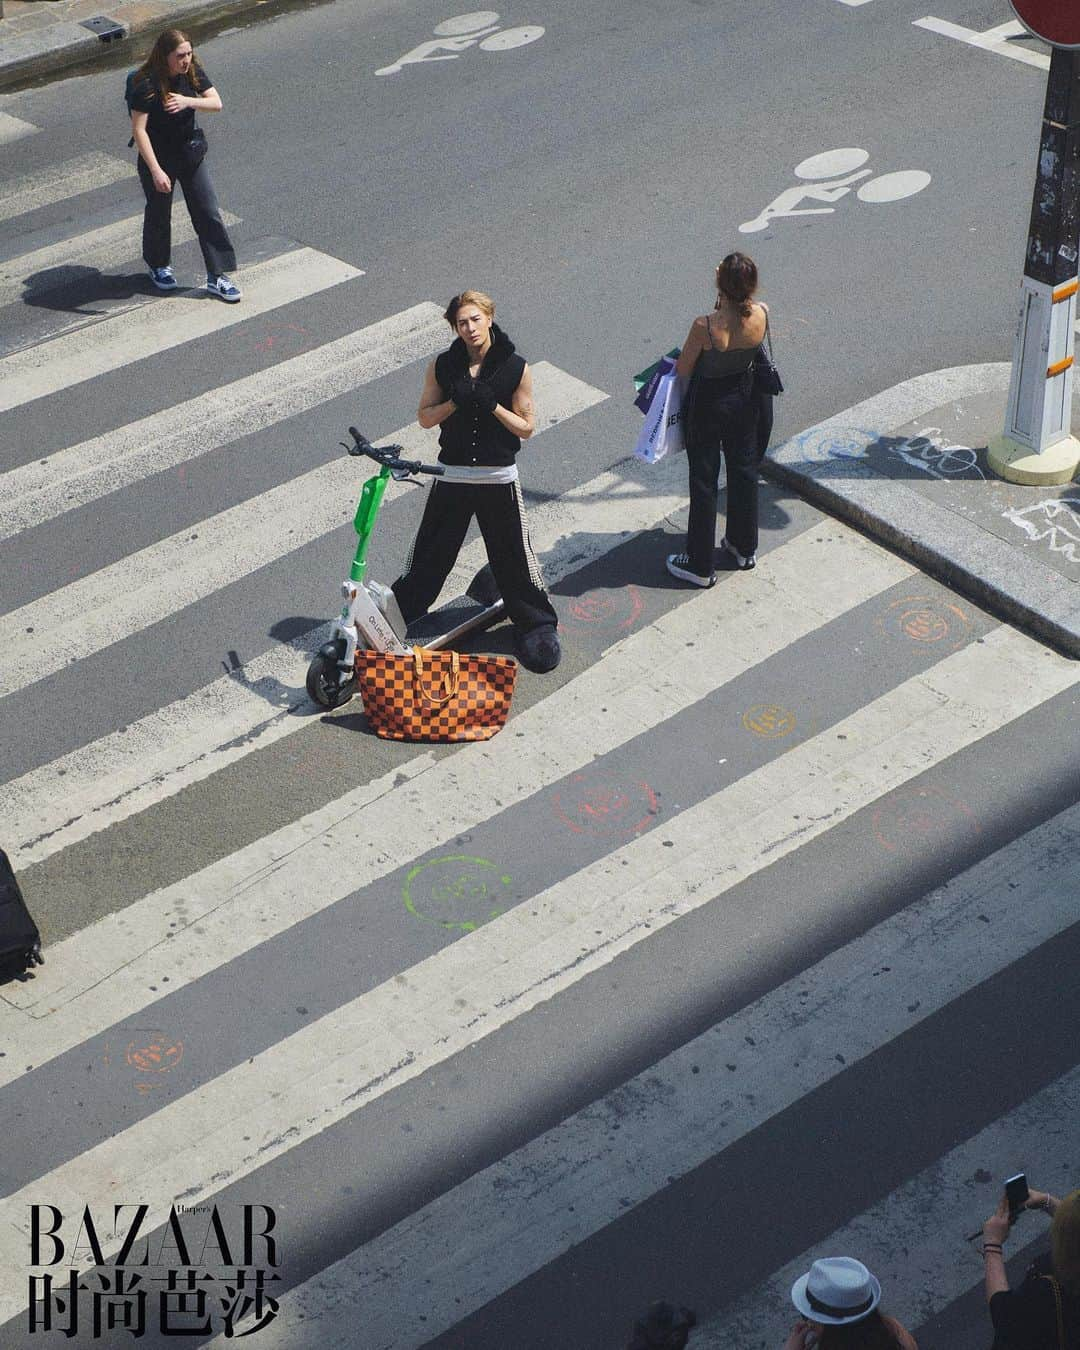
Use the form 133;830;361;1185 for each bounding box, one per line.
765;363;1080;659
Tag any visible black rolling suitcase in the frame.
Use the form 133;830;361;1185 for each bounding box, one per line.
0;847;43;981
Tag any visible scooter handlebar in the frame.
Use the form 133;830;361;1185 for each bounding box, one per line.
346;426;444;477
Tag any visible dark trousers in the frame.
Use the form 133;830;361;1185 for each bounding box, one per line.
686;387;759;572
138;155;236;276
756;389;774;461
392;479;558;633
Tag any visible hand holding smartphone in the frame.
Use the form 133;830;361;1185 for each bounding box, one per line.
1005;1173;1030;1219
966;1173;1030;1241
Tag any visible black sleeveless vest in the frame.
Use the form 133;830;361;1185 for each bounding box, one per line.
434;325;526;468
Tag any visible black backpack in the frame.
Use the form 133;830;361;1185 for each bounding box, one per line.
124;68;140;147
0;848;44;982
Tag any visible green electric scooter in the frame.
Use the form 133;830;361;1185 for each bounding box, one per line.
305;426;505;708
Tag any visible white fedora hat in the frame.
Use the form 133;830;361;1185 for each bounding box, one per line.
791;1257;882;1325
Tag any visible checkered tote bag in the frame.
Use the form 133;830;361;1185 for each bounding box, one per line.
357;647;517;742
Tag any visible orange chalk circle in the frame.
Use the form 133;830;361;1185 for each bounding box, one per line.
125;1032;184;1074
899;608;950;643
741;704;797;738
875;595;972;650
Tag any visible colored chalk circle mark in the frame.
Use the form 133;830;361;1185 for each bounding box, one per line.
742;704;797;738
857;170;931;203
872;786;979;854
479;25;545;49
403;855;512;932
125;1031;184;1074
553;771;659;838
433;11;500;36
875;595;973;651
793;148;869;180
899;608;950;642
564;585;646;632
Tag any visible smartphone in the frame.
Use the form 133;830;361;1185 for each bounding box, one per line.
1005;1173;1029;1217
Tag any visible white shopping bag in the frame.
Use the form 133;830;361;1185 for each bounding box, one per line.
633;371;684;464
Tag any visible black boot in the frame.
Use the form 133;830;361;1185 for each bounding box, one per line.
515;624;561;673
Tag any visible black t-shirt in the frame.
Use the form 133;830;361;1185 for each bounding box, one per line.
991;1254;1080;1350
131;60;211;160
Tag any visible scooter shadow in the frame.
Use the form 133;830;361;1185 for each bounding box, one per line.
215;620;332;714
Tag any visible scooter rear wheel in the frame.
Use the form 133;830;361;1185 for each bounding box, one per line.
306;654;357;709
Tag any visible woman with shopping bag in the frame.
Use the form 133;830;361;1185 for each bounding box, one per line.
666;252;768;586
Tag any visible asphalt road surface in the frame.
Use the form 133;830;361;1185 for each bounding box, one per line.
1;1;1077;1346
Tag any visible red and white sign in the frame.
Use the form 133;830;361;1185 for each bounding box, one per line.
1010;0;1080;48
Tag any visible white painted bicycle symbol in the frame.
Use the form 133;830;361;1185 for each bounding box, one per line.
376;10;545;77
740;148;931;234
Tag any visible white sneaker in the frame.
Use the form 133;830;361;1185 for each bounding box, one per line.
720;537;756;570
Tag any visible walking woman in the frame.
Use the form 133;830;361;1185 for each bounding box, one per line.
667;252;767;586
129;29;241;301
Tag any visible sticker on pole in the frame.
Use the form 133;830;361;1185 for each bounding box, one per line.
1010;0;1080;48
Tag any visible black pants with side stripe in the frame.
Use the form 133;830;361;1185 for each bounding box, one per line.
392;480;557;633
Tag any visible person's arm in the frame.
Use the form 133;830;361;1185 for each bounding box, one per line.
1024;1188;1060;1218
675;317;706;381
982;1193;1012;1303
417;361;456;429
131;110;170;193
163;85;223;115
498;362;535;439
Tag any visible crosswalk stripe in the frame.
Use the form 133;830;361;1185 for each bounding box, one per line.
0;245;362;413
0;112;38;146
0;209;241;311
244;801;1080;1348
0;301;444;540
696;1063;1080;1348
0;152;133;224
1;518;910;1030
1;395;702;865
0;626;1074;1320
0;361;602;703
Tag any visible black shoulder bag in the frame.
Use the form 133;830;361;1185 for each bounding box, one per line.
754;310;784;396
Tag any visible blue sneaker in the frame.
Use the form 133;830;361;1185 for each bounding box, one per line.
206;273;241;303
149;265;177;291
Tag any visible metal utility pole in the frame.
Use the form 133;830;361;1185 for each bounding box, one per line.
990;6;1080;484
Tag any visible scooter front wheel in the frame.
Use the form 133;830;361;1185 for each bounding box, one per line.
306;654;357;709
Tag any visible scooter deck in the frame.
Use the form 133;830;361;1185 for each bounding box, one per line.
405;595;506;649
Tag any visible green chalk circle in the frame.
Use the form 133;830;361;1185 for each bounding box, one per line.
403;855;513;932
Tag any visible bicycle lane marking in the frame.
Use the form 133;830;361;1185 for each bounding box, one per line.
913;17;1049;71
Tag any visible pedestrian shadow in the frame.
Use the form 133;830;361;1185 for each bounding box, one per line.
20;264;157;315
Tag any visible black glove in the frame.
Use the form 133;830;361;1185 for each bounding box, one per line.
448;376;475;408
471;379;497;413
